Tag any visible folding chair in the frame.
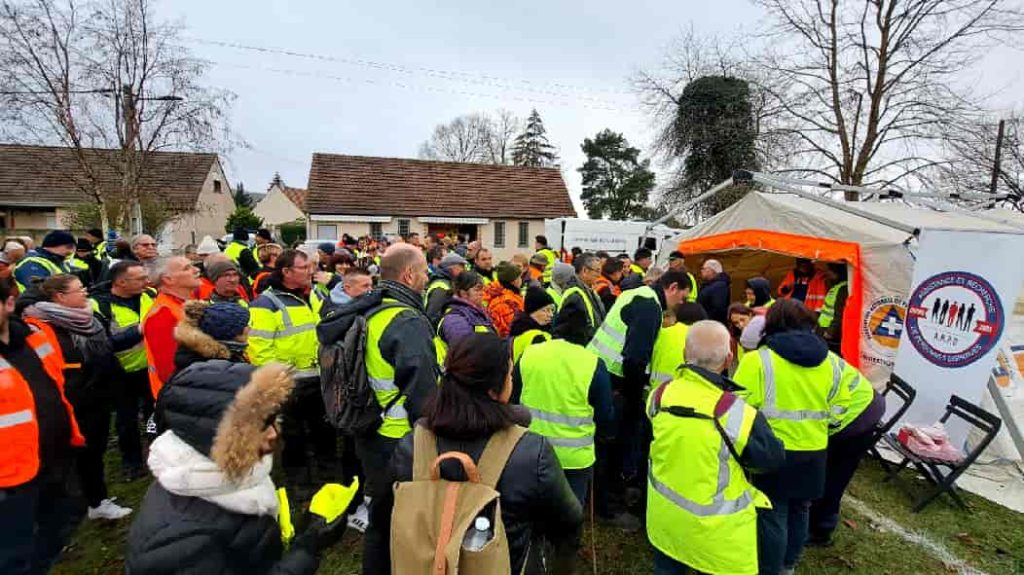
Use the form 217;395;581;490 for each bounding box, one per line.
881;394;1002;512
867;374;917;472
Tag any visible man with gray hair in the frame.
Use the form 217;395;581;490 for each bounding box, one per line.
554;253;606;343
142;256;198;400
646;320;784;575
131;234;159;264
698;258;731;327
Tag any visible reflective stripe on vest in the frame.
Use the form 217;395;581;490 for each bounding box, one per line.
14;255;66;292
518;339;599;469
546;287;563;310
831;360;875;434
646;371;764;573
106;294;151;372
649;323;689;387
817;281;848;328
687;272;699;303
423;278;451;306
365;300;432;439
587;286;660;377
561;285;596;327
539;249;557;284
248;289;320;369
754;347;842;451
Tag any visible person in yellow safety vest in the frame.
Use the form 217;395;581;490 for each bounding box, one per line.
247;248;334;492
817;263;849;354
533;234;559;286
587;269;693;522
436;271;495;354
315;243;440;575
423;252;467;326
513;312;614;505
553;253;607;344
631;247;653;280
223;228;260;278
732;299;851;575
649;302;709;388
667;251;699;303
807;358;885;546
546;262;574;309
473;248;496;286
745;277;776;312
90;260;155;480
13;230;75;293
83;228;107;261
509;287;555;364
647;320;785;575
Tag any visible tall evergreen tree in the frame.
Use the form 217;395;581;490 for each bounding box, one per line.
512;109;559;167
578;129;656;220
231;182;253;209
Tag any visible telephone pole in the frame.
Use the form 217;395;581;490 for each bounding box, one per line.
989;119;1006;195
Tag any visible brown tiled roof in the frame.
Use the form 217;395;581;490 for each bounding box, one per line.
282;186;306;210
0;144;218;211
306;154;576;219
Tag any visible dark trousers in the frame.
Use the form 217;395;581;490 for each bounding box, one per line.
281;380;338;478
115;369;152;470
653;548;707;574
0;468;86;575
564;466;593;507
810;393;886;538
757;498;811;575
74;403;112;507
355;433;398;575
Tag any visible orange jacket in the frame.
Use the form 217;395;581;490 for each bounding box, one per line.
143;292;187;400
777;270;828;312
194;277;250;302
594;276;621;298
2;318;85;488
484;282;524;338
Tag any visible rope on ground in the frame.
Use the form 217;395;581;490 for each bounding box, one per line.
842;495;990;575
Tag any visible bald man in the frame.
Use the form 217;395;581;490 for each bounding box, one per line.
317;242;437;575
646;321;784;574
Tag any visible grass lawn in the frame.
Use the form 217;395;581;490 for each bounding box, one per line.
53;455;1023;574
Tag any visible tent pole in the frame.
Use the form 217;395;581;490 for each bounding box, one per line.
750;172;919;235
889;195;1024;232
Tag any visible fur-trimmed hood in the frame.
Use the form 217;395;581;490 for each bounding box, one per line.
174;300;233;361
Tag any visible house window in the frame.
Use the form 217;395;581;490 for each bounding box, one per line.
517;221;529;248
45;211;58;229
493;221;505;248
213;180;222;193
397;218;411;238
370;222;383;240
316;224;337;240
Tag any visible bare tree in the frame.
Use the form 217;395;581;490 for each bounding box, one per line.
929;114;1024;211
419;110;521;165
754;0;1024;198
0;0;235;232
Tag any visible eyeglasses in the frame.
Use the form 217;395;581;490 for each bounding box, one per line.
136;242;157;248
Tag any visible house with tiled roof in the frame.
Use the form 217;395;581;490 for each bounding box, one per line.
255;173;306;236
305;154;576;259
0;144;234;249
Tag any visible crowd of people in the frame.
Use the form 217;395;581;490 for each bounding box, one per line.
0;225;880;575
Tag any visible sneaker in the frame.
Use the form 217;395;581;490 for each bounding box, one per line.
347;502;370;533
88;498;132;520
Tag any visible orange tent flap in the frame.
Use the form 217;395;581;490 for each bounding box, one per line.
678;229;860;269
679;229;863;369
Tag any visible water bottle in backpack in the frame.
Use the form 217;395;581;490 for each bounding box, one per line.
462;515;493;551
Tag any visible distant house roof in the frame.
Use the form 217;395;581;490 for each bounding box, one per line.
282;187;307;211
0;144;218;211
306;154;576;219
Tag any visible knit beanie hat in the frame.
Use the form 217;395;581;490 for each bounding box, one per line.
75;237;93;251
551;262;574;288
318;242;336;256
205;260;239;282
496;261;521;284
530;252;548;267
196;235;220;255
524;286;554;314
42;230;76;248
199;302;251;342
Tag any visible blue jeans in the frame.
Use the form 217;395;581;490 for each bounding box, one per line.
653;548;705;574
757;498;811;575
564;467;593;506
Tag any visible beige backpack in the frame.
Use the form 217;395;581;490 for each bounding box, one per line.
391;423;527;575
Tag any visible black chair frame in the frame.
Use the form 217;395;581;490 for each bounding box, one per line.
867;374;917;472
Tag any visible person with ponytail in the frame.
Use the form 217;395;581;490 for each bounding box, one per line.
385;333;583;575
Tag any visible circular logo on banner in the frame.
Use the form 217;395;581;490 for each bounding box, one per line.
905;271;1004;368
862;296;907;356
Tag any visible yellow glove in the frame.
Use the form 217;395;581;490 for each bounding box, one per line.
277;487;296;547
309;478;360;524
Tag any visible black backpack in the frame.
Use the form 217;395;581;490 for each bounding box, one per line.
319;302;404;435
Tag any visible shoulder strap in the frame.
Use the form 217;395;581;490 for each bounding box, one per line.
658;387;745;467
412;424;438;481
476;425;528;488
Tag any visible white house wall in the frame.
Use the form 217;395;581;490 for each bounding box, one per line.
255;184;305;227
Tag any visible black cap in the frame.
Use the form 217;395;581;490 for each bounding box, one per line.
76;237;93;251
668;251;685;261
86;228;103;239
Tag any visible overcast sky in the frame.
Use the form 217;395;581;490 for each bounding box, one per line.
163;0;1024;216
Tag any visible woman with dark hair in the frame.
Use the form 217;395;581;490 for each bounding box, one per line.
728;303;755;338
387;333;583;575
437;271;494;348
22;274;131;520
733;299;850;575
745;277;774;310
509;287;555;363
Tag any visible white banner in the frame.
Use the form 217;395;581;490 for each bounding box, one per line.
894;228;1024;444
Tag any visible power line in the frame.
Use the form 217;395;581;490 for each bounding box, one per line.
191;37;634;104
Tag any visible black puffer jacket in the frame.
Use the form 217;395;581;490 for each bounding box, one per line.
388;425;583;575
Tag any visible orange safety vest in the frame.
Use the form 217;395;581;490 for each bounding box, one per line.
2;319;85;488
193;277;251;302
142;292;186;400
594;276;621;299
777;271;828;312
252;271;273;294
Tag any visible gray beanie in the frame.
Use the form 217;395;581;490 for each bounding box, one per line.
551;262;574;289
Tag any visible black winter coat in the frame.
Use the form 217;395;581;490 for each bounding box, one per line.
388;426;583;575
125;482;318;575
697;272;732;326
